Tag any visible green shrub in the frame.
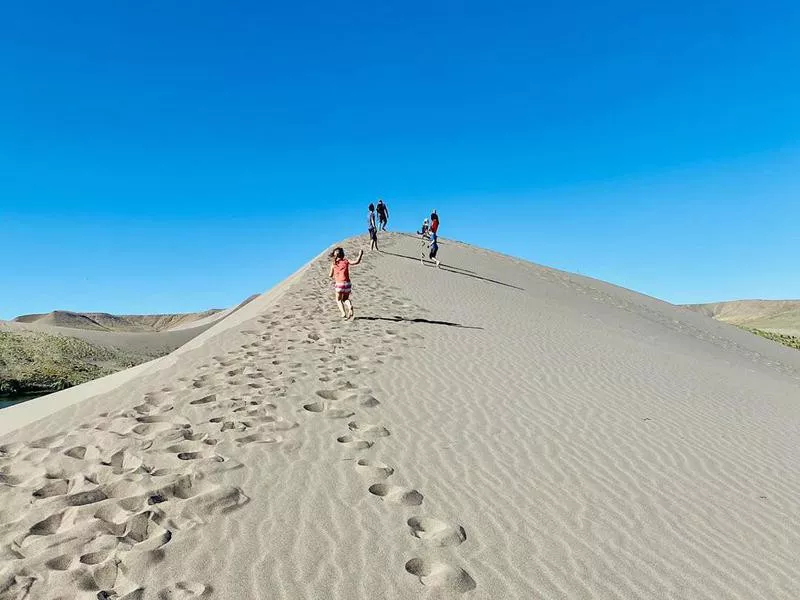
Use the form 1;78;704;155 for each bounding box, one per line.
744;328;800;350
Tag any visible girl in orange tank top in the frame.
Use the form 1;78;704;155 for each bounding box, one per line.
328;247;364;319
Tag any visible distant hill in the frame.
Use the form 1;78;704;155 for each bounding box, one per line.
682;300;800;336
13;309;224;332
2;297;257;397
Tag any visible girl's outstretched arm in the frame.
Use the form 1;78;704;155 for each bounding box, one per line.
350;249;365;266
328;261;335;278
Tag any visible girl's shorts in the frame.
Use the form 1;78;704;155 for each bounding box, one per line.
334;282;352;294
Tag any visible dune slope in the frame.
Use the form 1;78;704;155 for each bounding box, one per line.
1;232;799;600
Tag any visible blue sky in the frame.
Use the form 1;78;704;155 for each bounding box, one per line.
2;1;799;319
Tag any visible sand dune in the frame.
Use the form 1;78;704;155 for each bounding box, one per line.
684;299;800;336
1;233;799;599
13;310;225;333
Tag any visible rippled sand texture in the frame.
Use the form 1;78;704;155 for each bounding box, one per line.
2;232;800;599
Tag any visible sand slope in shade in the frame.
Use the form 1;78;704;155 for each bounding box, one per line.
1;232;799;600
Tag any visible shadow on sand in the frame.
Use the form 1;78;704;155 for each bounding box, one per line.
380;250;524;291
354;315;483;330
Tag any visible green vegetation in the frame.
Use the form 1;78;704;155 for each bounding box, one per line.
0;330;148;396
744;328;800;351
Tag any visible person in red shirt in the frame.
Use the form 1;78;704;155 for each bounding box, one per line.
430;210;439;235
328;247;364;319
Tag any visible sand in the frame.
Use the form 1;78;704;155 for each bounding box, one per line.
1;232;799;600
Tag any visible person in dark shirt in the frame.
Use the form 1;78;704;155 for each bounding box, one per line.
376;199;389;231
367;203;379;251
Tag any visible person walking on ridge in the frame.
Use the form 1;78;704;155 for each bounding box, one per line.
417;218;429;238
367;203;379;251
422;230;441;268
329;247;364;320
421;210;441;267
376;199;389;231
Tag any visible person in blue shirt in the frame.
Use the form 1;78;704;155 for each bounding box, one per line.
428;231;440;267
420;230;440;267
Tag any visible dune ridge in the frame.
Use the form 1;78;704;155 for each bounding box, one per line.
1;232;799;599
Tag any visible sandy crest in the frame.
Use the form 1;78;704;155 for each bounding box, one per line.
1;232;799;599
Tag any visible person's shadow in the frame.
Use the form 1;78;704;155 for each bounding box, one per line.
354;315;482;330
379;250;524;291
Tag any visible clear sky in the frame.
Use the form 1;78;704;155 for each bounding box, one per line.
2;1;799;319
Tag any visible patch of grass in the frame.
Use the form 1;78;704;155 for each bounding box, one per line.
0;330;149;396
744;328;800;351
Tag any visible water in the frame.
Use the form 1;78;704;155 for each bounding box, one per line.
0;392;51;409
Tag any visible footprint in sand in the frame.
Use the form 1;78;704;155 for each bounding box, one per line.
189;394;217;406
405;558;476;594
133;417;189;436
347;421;390;438
29;511;64;536
355;459;394;479
314;389;356;401
302;402;355;419
336;435;373;450
177;452;224;462
158;581;211;599
32;479;69;498
166;443;224;462
368;484;423;506
407;517;467;547
358;395;380;407
0;442;24;458
120;514;180;551
79;548;114;565
62;488;109;507
235;433;280;446
188;382;211;392
73;558;127;593
44;554;73;571
316;385;380;408
211;418;244;432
